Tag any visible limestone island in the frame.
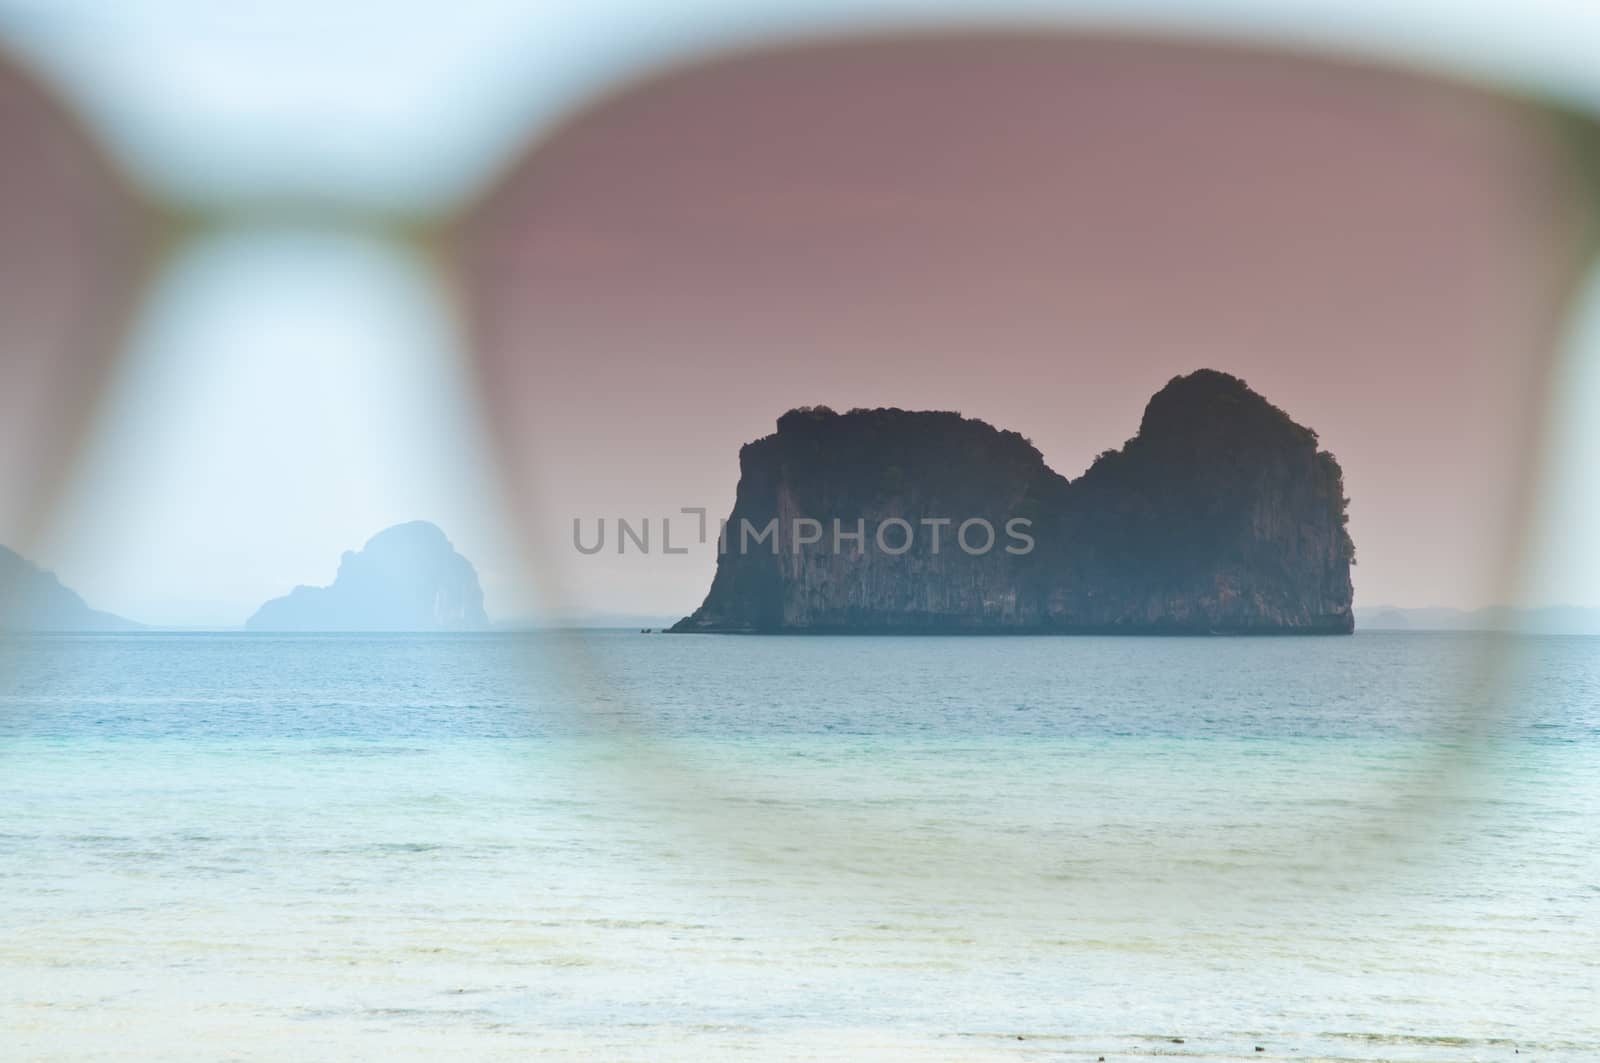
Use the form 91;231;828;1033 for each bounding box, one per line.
672;370;1354;635
246;521;489;632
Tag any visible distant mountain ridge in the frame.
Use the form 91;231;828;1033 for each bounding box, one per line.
0;546;141;631
245;522;489;632
1356;605;1600;634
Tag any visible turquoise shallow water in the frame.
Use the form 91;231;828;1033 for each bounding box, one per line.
1;632;1597;1060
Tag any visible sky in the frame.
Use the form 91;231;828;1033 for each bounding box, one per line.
1;3;1599;624
36;230;529;627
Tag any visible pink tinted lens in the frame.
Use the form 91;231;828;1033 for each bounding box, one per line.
0;52;142;550
459;33;1593;622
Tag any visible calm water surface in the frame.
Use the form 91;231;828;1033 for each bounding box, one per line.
1;632;1596;1061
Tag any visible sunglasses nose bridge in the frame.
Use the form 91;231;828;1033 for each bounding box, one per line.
148;195;450;252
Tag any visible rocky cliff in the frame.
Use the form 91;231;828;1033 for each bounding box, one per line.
246;522;489;631
0;546;141;631
672;370;1354;634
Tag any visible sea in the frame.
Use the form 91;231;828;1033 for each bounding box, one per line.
1;631;1596;1061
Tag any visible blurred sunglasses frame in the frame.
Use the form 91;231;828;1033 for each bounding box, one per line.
5;24;1600;549
4;25;1600;886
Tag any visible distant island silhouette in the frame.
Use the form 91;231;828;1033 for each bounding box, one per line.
245;521;489;632
0;546;141;632
674;370;1356;634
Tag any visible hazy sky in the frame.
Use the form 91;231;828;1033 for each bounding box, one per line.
39;231;529;627
3;5;1600;624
